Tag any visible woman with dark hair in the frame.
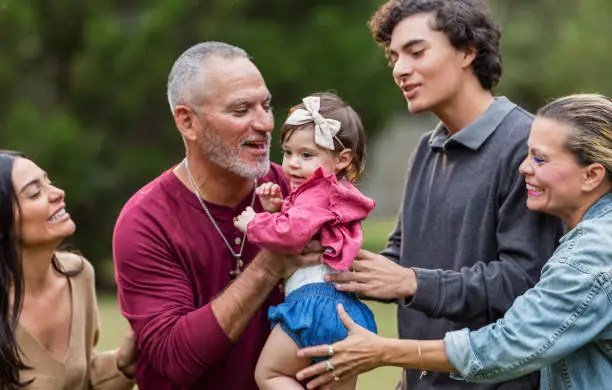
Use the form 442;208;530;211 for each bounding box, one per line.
0;150;135;389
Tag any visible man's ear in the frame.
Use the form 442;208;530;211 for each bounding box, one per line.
582;163;608;192
335;148;354;173
461;46;477;69
174;105;198;142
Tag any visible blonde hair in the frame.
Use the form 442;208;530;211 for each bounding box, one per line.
538;94;612;181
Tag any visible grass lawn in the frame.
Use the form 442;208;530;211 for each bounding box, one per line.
97;217;402;389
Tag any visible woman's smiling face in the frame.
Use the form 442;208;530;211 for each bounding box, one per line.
519;116;586;222
12;157;75;248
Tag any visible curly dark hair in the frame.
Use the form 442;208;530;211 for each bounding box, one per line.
369;0;502;90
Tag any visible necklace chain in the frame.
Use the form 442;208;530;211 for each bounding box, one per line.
183;159;257;277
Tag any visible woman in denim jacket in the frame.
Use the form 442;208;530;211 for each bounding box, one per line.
296;94;612;390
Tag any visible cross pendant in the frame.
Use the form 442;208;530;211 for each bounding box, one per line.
229;256;244;280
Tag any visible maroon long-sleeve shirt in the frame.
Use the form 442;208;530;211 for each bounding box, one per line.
113;163;288;389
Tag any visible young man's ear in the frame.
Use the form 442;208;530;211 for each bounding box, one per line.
461;46;477;69
582;163;608;192
174;105;198;141
335;149;354;172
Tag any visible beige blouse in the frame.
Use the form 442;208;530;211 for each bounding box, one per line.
16;253;134;390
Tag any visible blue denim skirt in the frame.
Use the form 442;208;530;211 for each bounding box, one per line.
268;282;377;361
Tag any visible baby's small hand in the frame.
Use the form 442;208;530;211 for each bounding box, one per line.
234;206;256;233
256;182;283;212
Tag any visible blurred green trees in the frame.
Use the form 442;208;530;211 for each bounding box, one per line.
1;0;611;286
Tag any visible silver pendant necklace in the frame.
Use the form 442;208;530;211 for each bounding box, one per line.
183;158;257;279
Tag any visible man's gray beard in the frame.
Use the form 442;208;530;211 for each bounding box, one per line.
199;131;271;179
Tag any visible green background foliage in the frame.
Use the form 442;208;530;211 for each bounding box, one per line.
4;1;611;387
2;0;612;288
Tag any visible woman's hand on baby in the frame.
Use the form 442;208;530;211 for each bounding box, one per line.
296;303;385;388
256;182;283;212
234;206;256;233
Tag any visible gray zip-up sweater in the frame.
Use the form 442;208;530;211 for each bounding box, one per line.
381;97;563;390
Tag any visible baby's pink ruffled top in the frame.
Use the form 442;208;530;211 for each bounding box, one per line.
247;167;375;271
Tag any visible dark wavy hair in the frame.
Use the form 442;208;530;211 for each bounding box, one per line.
0;150;30;389
0;150;83;388
369;0;502;90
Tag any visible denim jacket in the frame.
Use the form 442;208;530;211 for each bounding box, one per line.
445;192;612;390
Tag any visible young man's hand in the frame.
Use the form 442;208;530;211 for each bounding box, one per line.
325;249;417;300
256;182;283;212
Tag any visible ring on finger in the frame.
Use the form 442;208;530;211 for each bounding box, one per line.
328;344;334;357
325;360;334;372
332;370;341;381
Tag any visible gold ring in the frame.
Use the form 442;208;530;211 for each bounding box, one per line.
332;370;341;381
325;360;334;372
328;344;334;357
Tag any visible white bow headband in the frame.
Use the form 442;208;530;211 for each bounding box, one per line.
284;96;342;150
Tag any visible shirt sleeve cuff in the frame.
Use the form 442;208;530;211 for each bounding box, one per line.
402;267;441;314
185;304;233;366
444;328;483;381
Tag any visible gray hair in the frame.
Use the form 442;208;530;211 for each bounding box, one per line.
166;41;249;112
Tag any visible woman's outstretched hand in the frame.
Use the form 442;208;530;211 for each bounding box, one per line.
296;303;386;389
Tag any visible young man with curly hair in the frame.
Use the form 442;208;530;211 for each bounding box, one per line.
324;1;563;389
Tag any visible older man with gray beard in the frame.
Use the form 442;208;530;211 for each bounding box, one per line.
112;42;318;390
